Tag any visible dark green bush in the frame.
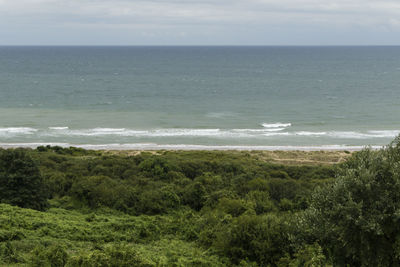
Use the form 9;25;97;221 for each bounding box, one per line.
69;245;147;267
215;214;289;265
278;243;329;266
216;198;250;217
0;149;48;210
268;178;302;202
246;190;276;214
31;244;68;267
303;138;400;266
0;229;25;242
182;182;207;211
0;241;22;264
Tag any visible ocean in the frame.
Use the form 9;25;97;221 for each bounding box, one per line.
0;46;399;150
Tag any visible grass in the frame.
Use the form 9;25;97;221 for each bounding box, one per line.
104;150;352;166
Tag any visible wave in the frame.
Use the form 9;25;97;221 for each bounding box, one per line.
0;127;38;135
367;130;400;138
1;127;399;140
46;129;399;139
263;132;291;137
263;128;287;132
261;123;292;128
292;131;400;139
295;131;327;136
232;128;285;133
53;128;251;138
326;131;400;139
49;127;69;130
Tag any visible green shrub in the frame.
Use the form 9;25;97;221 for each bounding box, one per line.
278;243;330;267
182;182;207;211
246;177;269;192
31;244;68;267
268;178;305;202
0;241;22;264
215;214;289;265
0;229;25;242
0;149;48;210
69;245;147;267
269;170;290;179
303;138;400;266
246;191;276;214
138;157;173;179
216;198;251;217
136;185;181;215
279;198;294;211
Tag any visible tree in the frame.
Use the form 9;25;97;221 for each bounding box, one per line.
304;137;400;266
0;149;48;210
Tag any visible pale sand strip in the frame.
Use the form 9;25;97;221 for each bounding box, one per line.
0;143;382;151
0;142;369;165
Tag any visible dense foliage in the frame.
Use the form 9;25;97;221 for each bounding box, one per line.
0;149;48;211
1;140;399;266
303;137;400;266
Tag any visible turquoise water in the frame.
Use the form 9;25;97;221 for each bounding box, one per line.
0;46;399;149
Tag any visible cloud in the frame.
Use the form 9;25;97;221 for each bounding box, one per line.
0;0;399;44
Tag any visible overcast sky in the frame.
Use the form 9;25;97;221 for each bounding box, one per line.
0;0;399;45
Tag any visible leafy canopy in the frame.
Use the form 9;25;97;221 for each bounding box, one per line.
304;137;400;266
0;149;48;210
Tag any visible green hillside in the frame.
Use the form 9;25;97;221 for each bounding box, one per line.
1;140;399;266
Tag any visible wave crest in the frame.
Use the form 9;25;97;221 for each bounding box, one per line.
0;127;38;135
1;127;399;140
261;123;291;128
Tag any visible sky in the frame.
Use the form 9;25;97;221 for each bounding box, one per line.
0;0;399;45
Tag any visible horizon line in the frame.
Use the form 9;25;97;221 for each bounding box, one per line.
1;44;400;47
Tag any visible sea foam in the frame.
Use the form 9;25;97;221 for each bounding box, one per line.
0;127;38;135
49;127;69;130
262;123;292;128
2;126;399;140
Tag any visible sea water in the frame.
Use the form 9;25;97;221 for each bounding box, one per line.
0;46;399;150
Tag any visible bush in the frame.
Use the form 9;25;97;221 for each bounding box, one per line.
216;198;251;217
138;157;173;179
0;149;48;210
246;177;269;192
136;185;181;215
31;244;68;267
246;191;276;214
182;182;207;211
215;214;289;265
279;198;294;211
268;178;303;202
69;245;147;267
278;243;329;267
303;138;400;266
0;241;22;264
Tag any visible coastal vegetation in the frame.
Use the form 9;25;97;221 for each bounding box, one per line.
1;138;400;266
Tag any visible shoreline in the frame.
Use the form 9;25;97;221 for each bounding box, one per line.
0;142;381;151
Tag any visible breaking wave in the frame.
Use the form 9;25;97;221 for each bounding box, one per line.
261;123;292;128
0;127;38;136
0;127;399;140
